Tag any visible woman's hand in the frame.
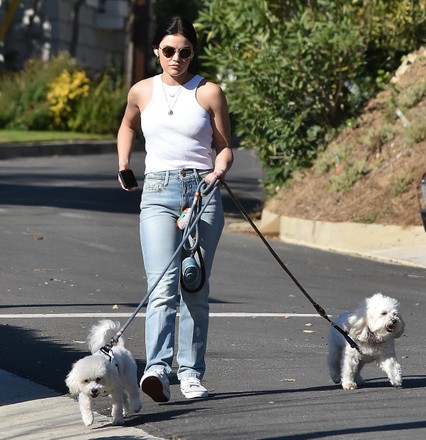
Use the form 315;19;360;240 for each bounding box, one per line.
204;169;225;185
117;171;137;192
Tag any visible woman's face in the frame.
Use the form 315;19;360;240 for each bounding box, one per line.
157;34;194;80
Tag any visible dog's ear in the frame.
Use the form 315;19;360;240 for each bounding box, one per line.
65;366;81;395
347;313;369;342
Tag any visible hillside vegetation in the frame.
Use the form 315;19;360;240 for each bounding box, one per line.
266;48;426;228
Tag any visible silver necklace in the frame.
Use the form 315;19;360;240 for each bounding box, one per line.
163;82;180;98
161;80;183;116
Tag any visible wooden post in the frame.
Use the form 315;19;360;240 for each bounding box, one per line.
132;0;149;83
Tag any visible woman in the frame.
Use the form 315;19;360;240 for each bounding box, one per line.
117;15;233;402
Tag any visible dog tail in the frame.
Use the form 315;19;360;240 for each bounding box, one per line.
87;319;124;353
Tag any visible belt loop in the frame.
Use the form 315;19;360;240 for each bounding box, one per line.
165;171;170;186
194;168;201;183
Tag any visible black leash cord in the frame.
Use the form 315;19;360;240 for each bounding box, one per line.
221;180;360;352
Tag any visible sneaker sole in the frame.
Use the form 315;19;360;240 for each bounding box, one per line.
181;389;209;399
141;376;170;402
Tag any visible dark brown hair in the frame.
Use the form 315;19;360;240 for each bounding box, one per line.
152;16;198;52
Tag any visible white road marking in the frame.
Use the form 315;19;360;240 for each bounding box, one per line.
0;312;322;319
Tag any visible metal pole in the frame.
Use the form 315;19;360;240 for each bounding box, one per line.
0;0;21;43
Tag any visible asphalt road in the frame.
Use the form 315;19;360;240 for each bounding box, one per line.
1;149;426;439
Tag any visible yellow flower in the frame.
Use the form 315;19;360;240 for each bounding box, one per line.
47;69;90;128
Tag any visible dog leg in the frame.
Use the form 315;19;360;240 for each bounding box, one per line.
121;370;142;413
127;385;142;413
110;390;124;425
78;393;94;426
354;361;365;386
341;347;360;390
124;386;142;414
122;390;130;417
379;357;403;387
327;344;342;384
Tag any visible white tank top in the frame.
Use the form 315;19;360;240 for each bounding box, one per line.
141;74;214;174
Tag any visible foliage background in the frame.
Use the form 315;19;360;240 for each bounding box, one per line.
0;54;126;135
1;0;425;193
196;0;426;193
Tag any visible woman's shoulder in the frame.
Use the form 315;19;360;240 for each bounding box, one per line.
127;76;155;108
195;77;227;113
129;76;155;95
197;78;224;98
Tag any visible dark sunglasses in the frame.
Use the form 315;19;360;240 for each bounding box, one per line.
159;46;193;59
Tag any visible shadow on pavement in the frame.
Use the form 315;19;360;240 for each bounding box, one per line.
266;420;426;440
0;178;264;217
0;323;147;397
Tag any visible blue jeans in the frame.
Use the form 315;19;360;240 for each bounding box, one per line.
140;169;224;380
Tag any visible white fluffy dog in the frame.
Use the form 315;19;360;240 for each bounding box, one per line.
327;293;405;390
65;320;142;426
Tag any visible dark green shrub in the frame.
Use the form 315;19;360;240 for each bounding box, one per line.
0;54;80;130
0;54;126;134
71;73;127;134
196;0;426;193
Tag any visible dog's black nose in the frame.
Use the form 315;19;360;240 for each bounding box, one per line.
90;389;99;397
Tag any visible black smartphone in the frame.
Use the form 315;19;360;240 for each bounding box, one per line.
118;169;138;189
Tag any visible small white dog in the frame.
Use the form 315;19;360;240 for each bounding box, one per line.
327;293;405;390
65;320;142;426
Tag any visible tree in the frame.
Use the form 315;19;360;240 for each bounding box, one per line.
196;0;426;193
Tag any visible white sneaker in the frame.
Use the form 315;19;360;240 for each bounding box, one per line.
140;369;170;402
180;376;208;399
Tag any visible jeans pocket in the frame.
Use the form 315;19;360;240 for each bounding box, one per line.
143;176;165;193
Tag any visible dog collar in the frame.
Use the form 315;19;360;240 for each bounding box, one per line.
367;330;382;344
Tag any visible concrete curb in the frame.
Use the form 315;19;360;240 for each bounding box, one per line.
278;214;426;268
0;139;147;159
0;140;118;159
0;369;160;439
229;208;426;269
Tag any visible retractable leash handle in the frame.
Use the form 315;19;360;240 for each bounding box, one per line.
221;180;361;353
180;179;212;292
180;178;220;292
200;177;220;196
103;181;220;349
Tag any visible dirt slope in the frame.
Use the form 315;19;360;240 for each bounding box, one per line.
266;48;426;228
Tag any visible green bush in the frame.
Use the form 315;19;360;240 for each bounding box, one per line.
405;115;426;146
396;78;426;110
0;54;78;130
196;0;426;193
0;54;126;134
390;173;413;196
329;159;368;193
71;73;126;134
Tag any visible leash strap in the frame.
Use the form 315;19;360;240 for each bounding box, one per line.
100;345;114;362
221;180;360;352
